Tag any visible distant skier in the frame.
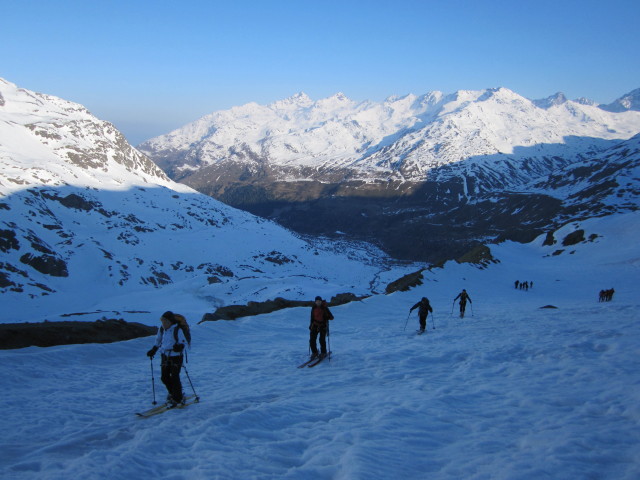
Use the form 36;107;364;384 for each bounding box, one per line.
409;297;433;333
146;311;188;407
453;289;472;318
309;296;334;359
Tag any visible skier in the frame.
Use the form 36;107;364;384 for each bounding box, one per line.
453;289;472;318
409;297;433;333
309;296;334;359
146;311;188;407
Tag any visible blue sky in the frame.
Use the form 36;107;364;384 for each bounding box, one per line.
2;0;639;145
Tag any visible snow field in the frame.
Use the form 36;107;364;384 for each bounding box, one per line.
1;218;639;479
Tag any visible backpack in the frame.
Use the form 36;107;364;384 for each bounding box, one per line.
173;313;191;346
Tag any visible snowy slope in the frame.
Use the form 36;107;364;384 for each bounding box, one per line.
0;212;638;479
0;78;418;323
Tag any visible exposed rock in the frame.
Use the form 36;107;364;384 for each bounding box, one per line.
542;232;556;246
0;229;19;252
456;245;499;268
0;319;157;349
19;252;69;277
562;229;585;246
200;293;366;322
385;269;424;294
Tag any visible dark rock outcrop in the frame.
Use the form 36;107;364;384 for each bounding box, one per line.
200;293;366;322
0;319;156;349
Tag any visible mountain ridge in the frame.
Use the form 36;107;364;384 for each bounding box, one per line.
138;86;640;261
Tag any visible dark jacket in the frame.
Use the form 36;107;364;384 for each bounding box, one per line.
410;299;433;316
310;302;334;328
454;291;472;304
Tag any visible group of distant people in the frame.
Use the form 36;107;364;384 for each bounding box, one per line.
514;280;533;290
598;288;615;302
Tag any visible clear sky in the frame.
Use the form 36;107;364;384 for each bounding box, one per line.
2;0;639;145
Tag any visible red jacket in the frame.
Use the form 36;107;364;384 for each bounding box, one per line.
310;302;334;328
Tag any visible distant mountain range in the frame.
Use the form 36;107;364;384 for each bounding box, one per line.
138;87;640;261
0;78;406;317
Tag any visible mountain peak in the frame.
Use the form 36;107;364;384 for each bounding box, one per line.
272;92;313;109
600;88;640;112
533;92;568;109
574;97;597;106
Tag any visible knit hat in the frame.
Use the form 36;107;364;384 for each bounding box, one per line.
161;311;176;323
315;296;322;301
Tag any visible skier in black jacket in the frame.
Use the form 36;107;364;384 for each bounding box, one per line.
453;289;472;318
410;297;433;332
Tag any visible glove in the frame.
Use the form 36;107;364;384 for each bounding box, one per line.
173;343;185;353
146;346;158;358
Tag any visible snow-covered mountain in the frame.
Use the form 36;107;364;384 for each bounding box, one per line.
0;78;416;322
138;87;640;261
139;87;640;190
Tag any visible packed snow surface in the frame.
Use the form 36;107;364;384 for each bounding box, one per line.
1;213;639;479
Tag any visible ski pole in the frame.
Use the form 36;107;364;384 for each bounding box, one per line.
327;322;331;361
182;365;200;402
403;311;411;331
432;312;436;330
150;357;157;405
451;301;455;315
471;303;474;317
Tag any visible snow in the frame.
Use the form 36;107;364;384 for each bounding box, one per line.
138;85;640;196
1;212;639;479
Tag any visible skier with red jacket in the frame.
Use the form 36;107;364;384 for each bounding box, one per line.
309;296;334;359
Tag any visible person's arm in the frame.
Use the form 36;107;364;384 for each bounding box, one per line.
173;328;187;353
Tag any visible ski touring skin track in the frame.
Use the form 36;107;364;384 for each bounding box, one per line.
136;395;199;418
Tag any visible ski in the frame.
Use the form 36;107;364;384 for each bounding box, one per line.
297;356;319;368
136;395;199;418
308;352;331;368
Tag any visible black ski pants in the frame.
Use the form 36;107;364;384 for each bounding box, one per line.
419;313;428;331
160;354;184;402
309;324;327;356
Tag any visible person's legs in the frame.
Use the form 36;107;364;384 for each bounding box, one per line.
319;327;327;355
309;326;319;356
163;355;184;403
